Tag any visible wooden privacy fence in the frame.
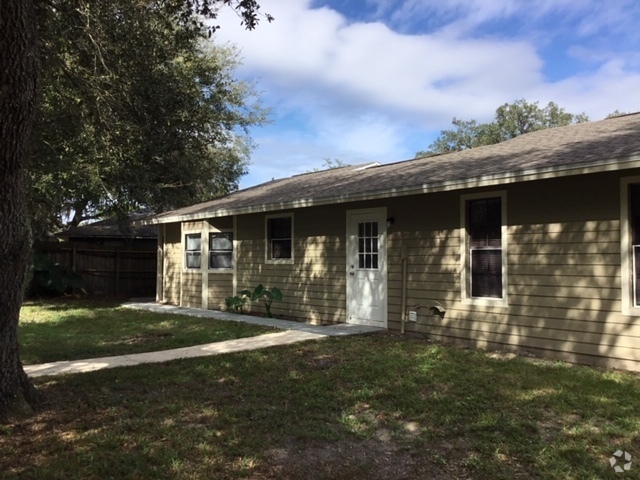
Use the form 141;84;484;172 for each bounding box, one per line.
38;244;157;296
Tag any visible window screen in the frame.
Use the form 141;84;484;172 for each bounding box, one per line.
185;233;201;269
468;198;502;298
267;216;292;260
209;232;233;269
631;185;640;305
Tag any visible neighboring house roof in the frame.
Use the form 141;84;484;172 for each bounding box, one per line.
151;113;640;224
61;212;157;239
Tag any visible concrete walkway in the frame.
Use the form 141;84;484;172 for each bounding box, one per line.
24;302;385;378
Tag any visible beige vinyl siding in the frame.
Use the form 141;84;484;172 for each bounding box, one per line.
181;272;202;308
399;171;640;371
208;273;233;310
236;208;346;323
385;192;461;331
162;223;181;305
209;217;233;231
206;217;234;310
181;220;203;308
182;220;203;232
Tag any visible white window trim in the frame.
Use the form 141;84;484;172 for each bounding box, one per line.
208;229;234;273
265;213;294;264
460;190;508;307
621;176;640;316
183;229;204;273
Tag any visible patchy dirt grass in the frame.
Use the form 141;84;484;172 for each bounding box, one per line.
19;298;279;363
3;334;640;479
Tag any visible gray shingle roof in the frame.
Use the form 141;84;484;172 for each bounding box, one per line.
62;212;157;238
153;113;640;223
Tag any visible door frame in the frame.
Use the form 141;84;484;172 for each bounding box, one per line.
345;207;388;328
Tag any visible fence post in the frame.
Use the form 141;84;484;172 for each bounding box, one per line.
71;245;77;272
115;250;120;295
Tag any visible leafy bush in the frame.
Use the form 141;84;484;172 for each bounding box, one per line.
30;251;85;296
225;295;248;314
240;284;283;318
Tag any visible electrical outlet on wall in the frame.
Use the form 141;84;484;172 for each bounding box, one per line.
408;310;417;322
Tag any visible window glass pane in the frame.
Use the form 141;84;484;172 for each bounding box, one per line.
186;251;201;269
372;222;378;237
635;246;640;306
486;198;502;247
210;232;232;251
469;198;501;247
210;252;232;269
271;239;292;259
358;222;364;237
631;185;640;245
372;255;378;269
186;234;201;251
471;250;502;298
268;217;292;259
365;254;372;269
269;217;291;239
365;222;371;236
359;238;365;254
359;254;364;269
631;185;640;306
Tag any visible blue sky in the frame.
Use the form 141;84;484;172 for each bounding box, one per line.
212;0;640;188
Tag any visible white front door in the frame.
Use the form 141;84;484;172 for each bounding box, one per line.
346;208;387;327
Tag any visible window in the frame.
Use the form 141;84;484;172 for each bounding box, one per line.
630;185;640;306
209;232;233;269
358;221;379;269
185;233;201;269
622;177;640;315
461;192;507;305
266;215;293;261
468;197;502;298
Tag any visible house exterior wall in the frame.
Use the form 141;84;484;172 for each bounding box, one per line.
162;223;181;305
159;168;640;370
207;216;234;310
236;208;347;322
400;171;631;370
181;220;203;308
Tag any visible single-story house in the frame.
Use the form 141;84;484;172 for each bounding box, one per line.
148;112;640;371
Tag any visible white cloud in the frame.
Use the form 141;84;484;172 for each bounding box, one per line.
214;0;543;124
213;0;640;187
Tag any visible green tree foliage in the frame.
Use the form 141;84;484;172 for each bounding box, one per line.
416;99;589;157
0;0;269;421
607;110;631;118
29;0;269;238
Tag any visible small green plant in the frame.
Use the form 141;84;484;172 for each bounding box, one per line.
240;284;283;318
225;295;248;314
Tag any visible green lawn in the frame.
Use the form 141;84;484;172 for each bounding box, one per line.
19;298;278;364
3;334;640;479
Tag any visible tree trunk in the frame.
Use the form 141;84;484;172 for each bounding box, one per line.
0;0;39;421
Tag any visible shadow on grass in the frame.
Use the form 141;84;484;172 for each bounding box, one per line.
19;299;277;364
4;335;640;479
